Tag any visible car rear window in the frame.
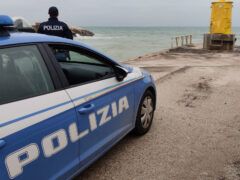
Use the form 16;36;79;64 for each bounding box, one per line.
0;45;54;104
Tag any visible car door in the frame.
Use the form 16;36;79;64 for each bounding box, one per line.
0;44;79;180
46;44;136;168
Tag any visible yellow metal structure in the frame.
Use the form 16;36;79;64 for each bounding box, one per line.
210;0;233;34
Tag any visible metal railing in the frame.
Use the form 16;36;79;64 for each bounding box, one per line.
171;35;193;48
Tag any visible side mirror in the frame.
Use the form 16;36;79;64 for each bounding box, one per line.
114;66;128;81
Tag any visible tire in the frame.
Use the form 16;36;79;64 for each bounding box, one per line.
133;90;155;135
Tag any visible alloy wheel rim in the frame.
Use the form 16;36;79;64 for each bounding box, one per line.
141;96;153;129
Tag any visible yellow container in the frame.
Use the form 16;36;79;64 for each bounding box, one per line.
210;0;233;34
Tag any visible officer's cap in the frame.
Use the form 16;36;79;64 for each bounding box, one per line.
49;6;59;16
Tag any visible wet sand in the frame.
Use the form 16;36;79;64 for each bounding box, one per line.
75;44;240;180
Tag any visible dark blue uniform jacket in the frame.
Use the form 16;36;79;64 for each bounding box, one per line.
38;17;73;39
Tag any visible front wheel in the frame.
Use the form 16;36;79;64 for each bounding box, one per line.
133;90;155;135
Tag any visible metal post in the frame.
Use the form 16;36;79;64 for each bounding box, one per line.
176;37;179;47
181;36;184;46
171;35;193;48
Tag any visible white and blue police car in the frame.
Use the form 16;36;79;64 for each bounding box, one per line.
0;15;156;180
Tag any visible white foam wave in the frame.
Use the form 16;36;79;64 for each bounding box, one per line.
75;34;122;40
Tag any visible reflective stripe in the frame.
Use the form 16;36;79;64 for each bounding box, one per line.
0;100;73;139
0;100;72;128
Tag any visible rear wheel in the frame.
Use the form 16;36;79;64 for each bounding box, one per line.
133;90;155;135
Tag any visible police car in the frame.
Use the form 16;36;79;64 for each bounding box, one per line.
0;15;156;180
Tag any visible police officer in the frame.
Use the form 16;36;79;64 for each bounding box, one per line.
38;6;73;39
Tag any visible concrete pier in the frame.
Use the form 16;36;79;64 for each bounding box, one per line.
203;34;235;50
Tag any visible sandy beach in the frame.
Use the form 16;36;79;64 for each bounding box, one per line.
75;44;240;180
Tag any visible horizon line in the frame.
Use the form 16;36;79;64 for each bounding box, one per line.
82;25;240;28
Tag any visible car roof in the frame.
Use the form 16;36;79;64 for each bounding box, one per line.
0;32;77;46
0;31;123;66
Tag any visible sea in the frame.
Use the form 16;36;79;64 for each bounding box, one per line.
75;27;240;61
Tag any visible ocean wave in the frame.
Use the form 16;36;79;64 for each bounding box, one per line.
75;34;122;40
74;27;240;60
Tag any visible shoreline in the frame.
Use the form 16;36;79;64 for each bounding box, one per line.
122;43;240;82
121;43;203;63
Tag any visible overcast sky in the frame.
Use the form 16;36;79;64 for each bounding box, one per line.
1;0;240;27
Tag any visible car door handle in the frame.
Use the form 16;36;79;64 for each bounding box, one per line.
78;103;95;114
0;140;6;149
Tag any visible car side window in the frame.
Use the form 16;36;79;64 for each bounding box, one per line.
49;45;115;86
0;45;54;104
